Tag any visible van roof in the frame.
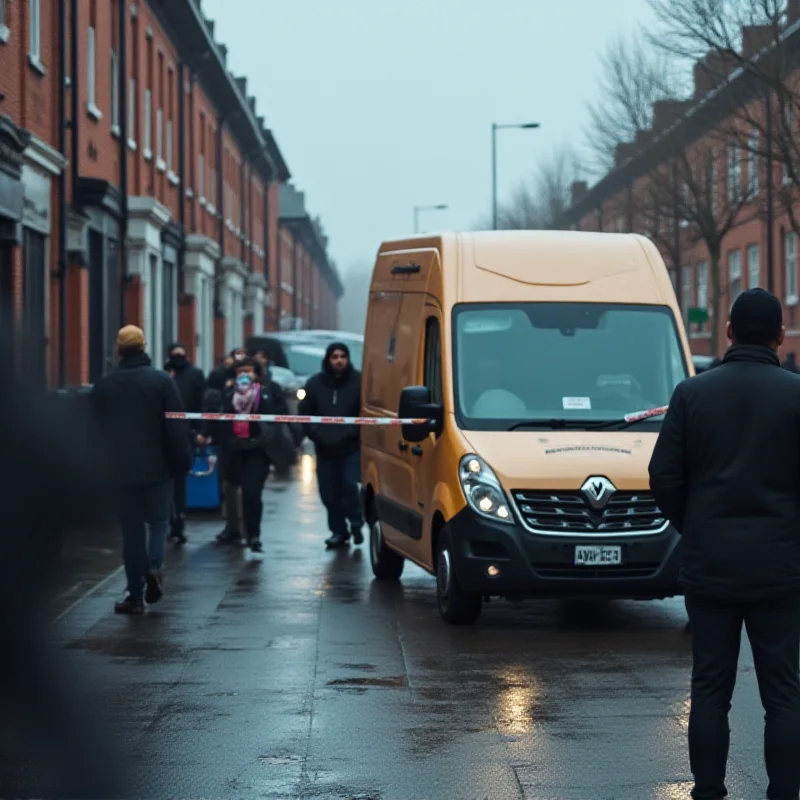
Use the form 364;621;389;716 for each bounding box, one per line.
375;230;669;305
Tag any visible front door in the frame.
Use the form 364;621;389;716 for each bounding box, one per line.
22;227;47;389
88;230;105;381
408;302;447;568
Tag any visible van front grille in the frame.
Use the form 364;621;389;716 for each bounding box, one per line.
511;490;665;535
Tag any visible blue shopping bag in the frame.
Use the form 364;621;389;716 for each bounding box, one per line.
185;446;221;510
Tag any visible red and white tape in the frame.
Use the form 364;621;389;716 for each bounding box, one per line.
624;406;668;423
165;412;429;426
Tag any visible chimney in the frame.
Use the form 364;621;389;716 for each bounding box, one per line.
571;180;588;206
614;142;634;166
652;99;690;131
742;25;773;58
694;49;737;98
235;76;247;96
248;97;257;114
206;20;214;38
218;44;227;64
635;129;653;149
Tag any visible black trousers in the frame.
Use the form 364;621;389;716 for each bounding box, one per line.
239;450;271;541
685;591;800;800
172;472;186;531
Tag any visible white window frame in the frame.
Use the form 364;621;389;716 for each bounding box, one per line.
0;0;8;44
127;77;136;149
681;265;692;321
728;250;742;304
29;0;41;62
86;26;101;119
748;244;760;289
143;89;152;158
166;118;173;170
110;49;120;134
786;232;798;304
748;129;759;196
727;142;740;201
156;107;165;170
696;261;708;309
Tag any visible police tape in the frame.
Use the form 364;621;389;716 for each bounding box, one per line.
624;406;668;422
164;412;429;425
165;406;669;425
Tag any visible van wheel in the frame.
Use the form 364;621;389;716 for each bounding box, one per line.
436;528;482;625
370;518;404;580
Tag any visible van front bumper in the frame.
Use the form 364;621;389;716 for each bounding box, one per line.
446;505;682;599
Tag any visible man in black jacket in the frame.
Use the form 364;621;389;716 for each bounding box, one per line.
165;343;206;544
91;326;192;614
649;289;800;800
298;342;363;548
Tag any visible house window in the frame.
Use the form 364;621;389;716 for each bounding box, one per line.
748;129;759;196
727;142;740;201
0;0;6;28
166;119;173;170
198;153;205;199
128;77;136;144
681;265;692;320
156;108;163;161
784;104;793;184
143;89;152;156
748;244;760;289
29;0;40;60
111;50;120;132
786;232;798;303
87;27;97;108
728;250;742;304
697;261;708;308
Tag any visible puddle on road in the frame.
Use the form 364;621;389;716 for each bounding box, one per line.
64;635;186;662
335;663;376;672
327;676;406;689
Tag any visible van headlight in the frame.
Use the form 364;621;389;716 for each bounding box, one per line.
458;454;513;524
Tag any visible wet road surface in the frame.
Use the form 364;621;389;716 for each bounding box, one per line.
11;454;774;799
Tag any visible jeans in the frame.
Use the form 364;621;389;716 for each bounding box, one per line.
316;451;363;537
240;450;271;541
685;591;800;800
119;480;173;599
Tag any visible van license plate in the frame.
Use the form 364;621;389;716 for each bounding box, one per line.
574;545;622;566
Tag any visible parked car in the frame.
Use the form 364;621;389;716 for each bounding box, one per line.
692;355;714;375
270;330;363;371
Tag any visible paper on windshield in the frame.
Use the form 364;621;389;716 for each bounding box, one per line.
562;397;592;410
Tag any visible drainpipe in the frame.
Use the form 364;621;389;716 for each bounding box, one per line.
177;62;186;296
292;234;298;327
70;0;79;199
766;88;775;294
214;117;225;316
118;0;128;328
57;0;68;385
240;158;246;264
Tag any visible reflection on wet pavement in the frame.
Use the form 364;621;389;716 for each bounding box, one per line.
3;467;773;799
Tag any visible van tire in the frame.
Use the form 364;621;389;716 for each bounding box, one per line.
369;518;404;580
436;528;482;625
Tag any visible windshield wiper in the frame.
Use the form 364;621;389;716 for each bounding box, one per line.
506;406;668;433
506;419;615;432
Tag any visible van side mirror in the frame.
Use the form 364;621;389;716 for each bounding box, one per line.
398;386;443;443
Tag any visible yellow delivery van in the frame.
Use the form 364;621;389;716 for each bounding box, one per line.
360;231;693;624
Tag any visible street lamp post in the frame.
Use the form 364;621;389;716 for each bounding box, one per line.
492;122;541;230
414;203;448;234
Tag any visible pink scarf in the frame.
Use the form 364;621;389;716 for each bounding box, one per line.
232;383;259;438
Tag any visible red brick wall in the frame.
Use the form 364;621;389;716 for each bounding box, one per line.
178;297;196;362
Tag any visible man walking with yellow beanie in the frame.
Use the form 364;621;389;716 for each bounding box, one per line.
90;326;192;614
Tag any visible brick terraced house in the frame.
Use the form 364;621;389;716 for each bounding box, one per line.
0;0;342;387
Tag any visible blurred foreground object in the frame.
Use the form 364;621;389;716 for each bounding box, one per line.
0;322;129;797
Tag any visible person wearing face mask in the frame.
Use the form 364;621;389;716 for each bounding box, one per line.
215;358;291;553
165;343;206;544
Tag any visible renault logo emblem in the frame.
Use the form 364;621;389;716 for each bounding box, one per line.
581;476;616;509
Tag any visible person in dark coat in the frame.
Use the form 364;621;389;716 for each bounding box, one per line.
90;326;192;614
165;343;206;544
214;358;291;553
649;289;800;800
298;342;364;548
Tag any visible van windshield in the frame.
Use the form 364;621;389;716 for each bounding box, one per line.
453;303;688;431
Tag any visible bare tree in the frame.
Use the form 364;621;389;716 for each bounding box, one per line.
487;145;580;230
637;137;758;354
584;33;681;174
647;0;800;249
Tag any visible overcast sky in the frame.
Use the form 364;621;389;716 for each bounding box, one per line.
203;0;656;279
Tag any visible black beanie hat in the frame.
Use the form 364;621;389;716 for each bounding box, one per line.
730;288;783;346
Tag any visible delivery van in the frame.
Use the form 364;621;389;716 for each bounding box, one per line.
360;230;694;625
